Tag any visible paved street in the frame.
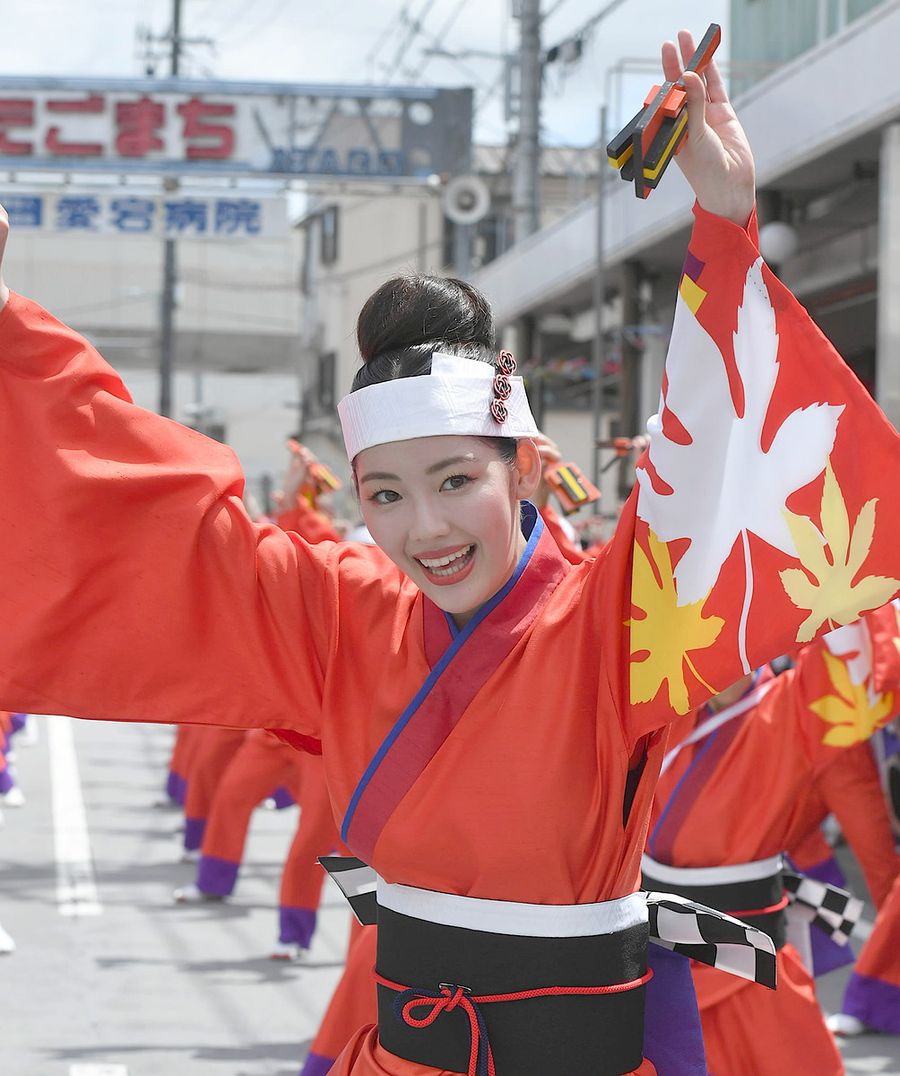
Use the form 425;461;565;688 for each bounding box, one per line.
3;718;348;1076
2;715;900;1075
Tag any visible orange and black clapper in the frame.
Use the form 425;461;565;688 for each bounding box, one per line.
310;461;343;494
606;23;721;200
544;462;601;516
288;438;344;494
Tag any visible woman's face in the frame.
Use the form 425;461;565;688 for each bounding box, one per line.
357;435;540;627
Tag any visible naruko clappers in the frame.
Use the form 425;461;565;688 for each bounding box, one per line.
606;24;721;200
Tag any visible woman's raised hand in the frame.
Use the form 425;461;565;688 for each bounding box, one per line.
665;29;756;227
0;204;9;311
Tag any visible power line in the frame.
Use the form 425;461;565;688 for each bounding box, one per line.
199;0;250;44
474;65;507;118
215;0;295;46
546;0;630;58
541;0;572;21
407;0;474;82
573;0;630;37
382;0;440;83
364;1;416;79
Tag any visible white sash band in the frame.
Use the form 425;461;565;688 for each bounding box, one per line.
376;877;648;938
641;853;783;887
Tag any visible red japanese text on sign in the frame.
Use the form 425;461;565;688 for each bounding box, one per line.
176;98;235;160
45;94;104;157
0;99;34;156
116;96;165;158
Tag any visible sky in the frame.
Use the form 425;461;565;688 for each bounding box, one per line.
1;0;729;147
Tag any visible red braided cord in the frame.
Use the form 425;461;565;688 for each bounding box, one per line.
464;969;654;1004
725;892;789;919
375;967;654;1076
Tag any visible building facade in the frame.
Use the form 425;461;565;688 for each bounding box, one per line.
471;0;900;518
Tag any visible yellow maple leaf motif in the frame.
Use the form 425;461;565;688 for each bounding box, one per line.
630;529;724;715
779;462;900;644
809;649;895;747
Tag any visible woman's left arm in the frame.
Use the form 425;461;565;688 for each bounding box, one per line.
595;32;900;748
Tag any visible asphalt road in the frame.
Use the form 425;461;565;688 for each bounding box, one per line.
3;717;348;1076
2;716;900;1075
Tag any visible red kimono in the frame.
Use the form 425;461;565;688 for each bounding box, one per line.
3;205;900;1075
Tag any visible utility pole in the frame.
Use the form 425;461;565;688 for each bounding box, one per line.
158;0;182;418
512;0;542;242
591;105;607;505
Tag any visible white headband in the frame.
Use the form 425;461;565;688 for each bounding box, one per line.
337;350;539;460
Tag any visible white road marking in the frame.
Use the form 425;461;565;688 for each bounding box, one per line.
69;1067;129;1075
48;716;102;916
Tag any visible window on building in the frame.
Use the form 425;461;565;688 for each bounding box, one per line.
320;205;339;265
848;0;883;20
317;350;337;412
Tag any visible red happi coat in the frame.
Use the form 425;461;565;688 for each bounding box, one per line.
2;206;900;1075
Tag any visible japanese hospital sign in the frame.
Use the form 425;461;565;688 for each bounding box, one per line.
0;77;473;180
1;191;287;239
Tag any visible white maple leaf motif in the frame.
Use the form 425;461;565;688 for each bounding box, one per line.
637;257;843;606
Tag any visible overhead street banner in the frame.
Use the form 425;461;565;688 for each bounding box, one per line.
0;77;473;180
1;191;288;239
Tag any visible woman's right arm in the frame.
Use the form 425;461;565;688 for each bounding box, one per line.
0;212;351;736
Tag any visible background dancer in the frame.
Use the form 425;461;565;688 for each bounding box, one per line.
786;738;900;976
643;613;900;1076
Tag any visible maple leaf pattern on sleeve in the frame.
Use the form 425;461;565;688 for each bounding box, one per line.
630;530;723;714
622;207;900;729
637;257;841;610
808;622;895;748
781;464;900;642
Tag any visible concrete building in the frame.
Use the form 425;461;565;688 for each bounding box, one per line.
471;0;900;515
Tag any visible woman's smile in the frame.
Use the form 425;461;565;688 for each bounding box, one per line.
414;543;477;585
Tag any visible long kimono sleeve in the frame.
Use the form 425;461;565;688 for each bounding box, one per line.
597;203;900;748
0;292;343;741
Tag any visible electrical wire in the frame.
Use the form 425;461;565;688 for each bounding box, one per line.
364;1;416;79
407;0;474;82
215;0;295;46
382;0;440;83
541;0;572;22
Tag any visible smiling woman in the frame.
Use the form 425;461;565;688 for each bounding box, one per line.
346;275;541;626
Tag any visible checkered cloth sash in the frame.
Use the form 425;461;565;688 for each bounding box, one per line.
320;857;779;989
645;891;776;989
782;869;864;947
320;855;378;924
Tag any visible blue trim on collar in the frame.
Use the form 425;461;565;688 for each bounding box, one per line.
341;503;545;842
437;501;539;643
648;726;722;855
649;669;763;856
